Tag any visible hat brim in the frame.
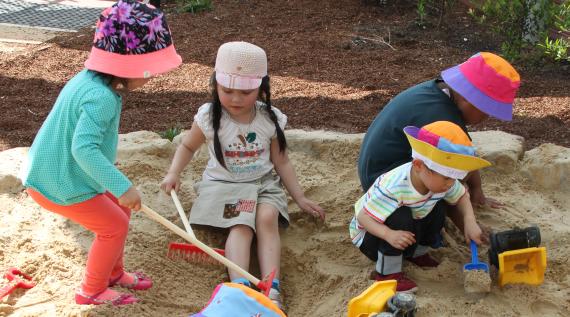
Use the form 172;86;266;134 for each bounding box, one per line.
441;66;513;121
404;126;491;173
85;44;182;79
215;72;262;90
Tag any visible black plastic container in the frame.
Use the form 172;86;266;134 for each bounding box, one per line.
488;225;541;267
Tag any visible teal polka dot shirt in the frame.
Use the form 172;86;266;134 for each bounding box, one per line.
23;69;132;205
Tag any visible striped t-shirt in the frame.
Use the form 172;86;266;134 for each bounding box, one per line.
349;162;465;246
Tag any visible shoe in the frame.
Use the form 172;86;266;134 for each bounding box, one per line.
371;271;418;293
268;288;283;310
75;288;139;306
109;272;153;291
407;253;439;268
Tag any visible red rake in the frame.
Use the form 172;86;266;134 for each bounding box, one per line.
0;267;35;300
140;203;275;296
167;191;225;264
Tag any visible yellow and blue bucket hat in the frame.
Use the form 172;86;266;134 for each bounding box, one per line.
403;121;491;179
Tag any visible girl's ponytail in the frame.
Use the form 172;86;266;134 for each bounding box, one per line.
210;73;226;168
259;76;287;153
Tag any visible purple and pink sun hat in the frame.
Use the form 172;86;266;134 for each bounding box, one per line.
441;52;520;121
85;0;182;79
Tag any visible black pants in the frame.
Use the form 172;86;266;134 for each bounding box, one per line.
359;201;447;260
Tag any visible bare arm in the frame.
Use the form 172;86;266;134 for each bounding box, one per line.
271;139;325;220
454;191;484;244
160;122;206;193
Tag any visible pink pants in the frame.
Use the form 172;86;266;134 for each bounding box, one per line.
27;189;131;295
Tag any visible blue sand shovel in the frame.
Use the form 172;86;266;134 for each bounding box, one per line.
464;240;489;273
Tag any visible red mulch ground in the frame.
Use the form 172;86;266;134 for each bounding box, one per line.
1;0;569;152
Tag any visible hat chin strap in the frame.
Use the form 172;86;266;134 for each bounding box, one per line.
411;150;468;180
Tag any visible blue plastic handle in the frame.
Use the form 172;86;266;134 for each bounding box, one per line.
464;240;489;273
470;240;478;264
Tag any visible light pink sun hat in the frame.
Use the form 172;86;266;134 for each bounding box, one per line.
215;41;267;90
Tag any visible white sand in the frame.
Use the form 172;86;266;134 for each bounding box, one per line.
1;130;569;317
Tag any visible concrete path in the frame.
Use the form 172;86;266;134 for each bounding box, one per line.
0;0;114;50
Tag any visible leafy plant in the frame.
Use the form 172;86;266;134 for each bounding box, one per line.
176;0;212;13
470;0;570;63
160;126;183;141
538;37;569;62
417;0;428;27
415;0;455;29
554;1;570;32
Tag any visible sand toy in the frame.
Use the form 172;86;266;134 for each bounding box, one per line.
384;292;416;317
347;280;397;317
0;268;35;300
463;240;491;294
489;226;547;287
140;204;275;295
190;282;286;317
167;191;225;264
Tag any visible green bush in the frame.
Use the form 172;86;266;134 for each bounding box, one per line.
542;1;570;62
470;0;569;63
176;0;212;13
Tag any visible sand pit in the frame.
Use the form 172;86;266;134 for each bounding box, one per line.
1;130;570;317
463;269;492;295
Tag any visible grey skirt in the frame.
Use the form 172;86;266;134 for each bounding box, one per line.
189;173;290;231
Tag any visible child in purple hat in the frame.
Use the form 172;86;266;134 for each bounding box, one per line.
22;0;181;306
356;52;520;278
359;52;519;202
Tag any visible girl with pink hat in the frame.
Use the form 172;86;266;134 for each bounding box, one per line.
22;0;182;306
161;41;325;309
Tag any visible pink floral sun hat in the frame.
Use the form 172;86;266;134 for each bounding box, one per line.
84;0;182;79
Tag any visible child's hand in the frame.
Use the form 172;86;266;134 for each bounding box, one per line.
386;229;416;250
160;172;180;193
464;220;483;245
297;196;325;221
119;186;142;211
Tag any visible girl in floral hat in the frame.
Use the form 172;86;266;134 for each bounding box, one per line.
161;41;325;309
350;121;490;292
22;0;182;306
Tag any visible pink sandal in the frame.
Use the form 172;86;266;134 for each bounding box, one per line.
75;289;139;306
109;272;153;291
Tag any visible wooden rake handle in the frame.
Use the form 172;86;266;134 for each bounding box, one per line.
170;191;196;239
139;204;261;286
